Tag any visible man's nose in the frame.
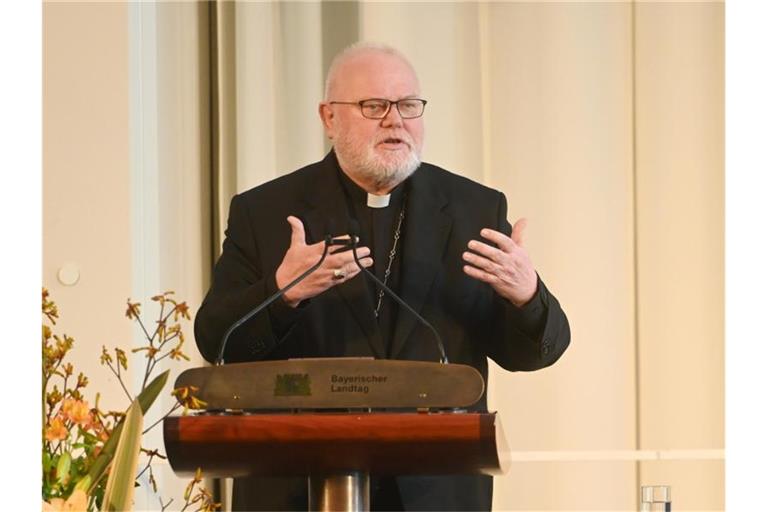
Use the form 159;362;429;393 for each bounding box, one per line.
380;103;404;127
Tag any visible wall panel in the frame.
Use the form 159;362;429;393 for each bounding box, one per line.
635;2;724;509
44;1;211;509
43;1;133;415
482;3;638;508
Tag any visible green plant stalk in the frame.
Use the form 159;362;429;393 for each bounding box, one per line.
101;402;143;511
86;370;169;494
56;452;71;486
42;372;47;447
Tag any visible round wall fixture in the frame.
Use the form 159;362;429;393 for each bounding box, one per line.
57;263;80;286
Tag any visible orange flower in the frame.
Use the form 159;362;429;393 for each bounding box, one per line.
114;348;128;370
61;399;91;426
46;387;63;408
132;345;159;358
172;386;207;414
89;416;110;441
42;288;59;324
125;300;141;319
99;345;113;365
174;301;191;321
44;417;68;442
75;372;88;389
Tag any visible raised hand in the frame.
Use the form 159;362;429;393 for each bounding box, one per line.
462;218;538;307
275;216;373;307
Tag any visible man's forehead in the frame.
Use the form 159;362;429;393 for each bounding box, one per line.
331;50;420;98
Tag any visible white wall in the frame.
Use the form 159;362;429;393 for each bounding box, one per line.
44;0;134;425
44;2;209;510
635;3;724;508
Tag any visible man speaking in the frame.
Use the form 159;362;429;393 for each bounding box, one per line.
195;42;571;511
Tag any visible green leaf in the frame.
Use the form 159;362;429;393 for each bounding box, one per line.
56;452;71;485
81;431;99;444
85;369;169;493
74;475;92;493
101;402;143;511
43;451;52;474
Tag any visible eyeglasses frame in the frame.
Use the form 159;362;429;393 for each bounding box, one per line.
328;98;428;119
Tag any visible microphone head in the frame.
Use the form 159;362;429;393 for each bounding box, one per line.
327;218;359;249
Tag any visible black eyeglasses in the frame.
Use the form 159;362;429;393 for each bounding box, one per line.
329;98;428;119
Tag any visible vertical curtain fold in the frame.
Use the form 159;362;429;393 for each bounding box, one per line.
211;0;361;246
210;0;237;258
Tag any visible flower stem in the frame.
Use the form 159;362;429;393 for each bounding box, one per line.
142;403;182;435
106;362;133;402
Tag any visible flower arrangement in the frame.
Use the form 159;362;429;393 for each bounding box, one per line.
42;289;219;511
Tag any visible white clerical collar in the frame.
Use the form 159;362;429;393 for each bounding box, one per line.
367;193;391;208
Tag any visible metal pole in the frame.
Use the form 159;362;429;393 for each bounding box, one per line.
308;471;370;512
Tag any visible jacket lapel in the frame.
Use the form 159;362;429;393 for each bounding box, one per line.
389;168;452;360
300;153;386;358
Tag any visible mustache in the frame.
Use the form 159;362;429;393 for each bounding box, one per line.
374;132;414;148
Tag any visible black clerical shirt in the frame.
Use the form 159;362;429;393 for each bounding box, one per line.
336;168;407;356
265;168;412;357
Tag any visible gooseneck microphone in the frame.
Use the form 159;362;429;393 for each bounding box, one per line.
347;220;449;364
215;235;339;365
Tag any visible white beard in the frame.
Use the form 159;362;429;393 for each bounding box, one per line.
334;133;421;192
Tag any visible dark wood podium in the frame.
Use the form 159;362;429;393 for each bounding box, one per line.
163;359;508;511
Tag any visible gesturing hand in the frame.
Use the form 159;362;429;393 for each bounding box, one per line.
462;218;538;307
275;216;373;307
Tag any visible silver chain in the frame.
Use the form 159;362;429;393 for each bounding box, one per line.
374;204;406;318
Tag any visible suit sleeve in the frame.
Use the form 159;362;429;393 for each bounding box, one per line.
481;192;571;371
194;194;300;363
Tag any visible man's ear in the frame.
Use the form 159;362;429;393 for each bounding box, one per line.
318;102;335;140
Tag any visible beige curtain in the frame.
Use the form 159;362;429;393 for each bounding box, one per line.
210;1;361;252
207;2;724;510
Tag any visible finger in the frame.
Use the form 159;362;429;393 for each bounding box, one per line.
330;235;367;254
329;234;352;245
467;239;506;263
329;234;352;253
463;264;497;285
511;218;527;247
345;257;374;274
329;253;372;273
462;250;498;274
347;246;371;263
286;216;307;247
331;257;373;283
326;246;371;266
479;228;516;252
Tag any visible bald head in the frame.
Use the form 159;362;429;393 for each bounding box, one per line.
324;42;420;101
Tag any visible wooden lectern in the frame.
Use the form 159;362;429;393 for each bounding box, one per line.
164;359;508;512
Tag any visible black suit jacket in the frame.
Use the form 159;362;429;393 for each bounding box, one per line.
195;152;571;511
